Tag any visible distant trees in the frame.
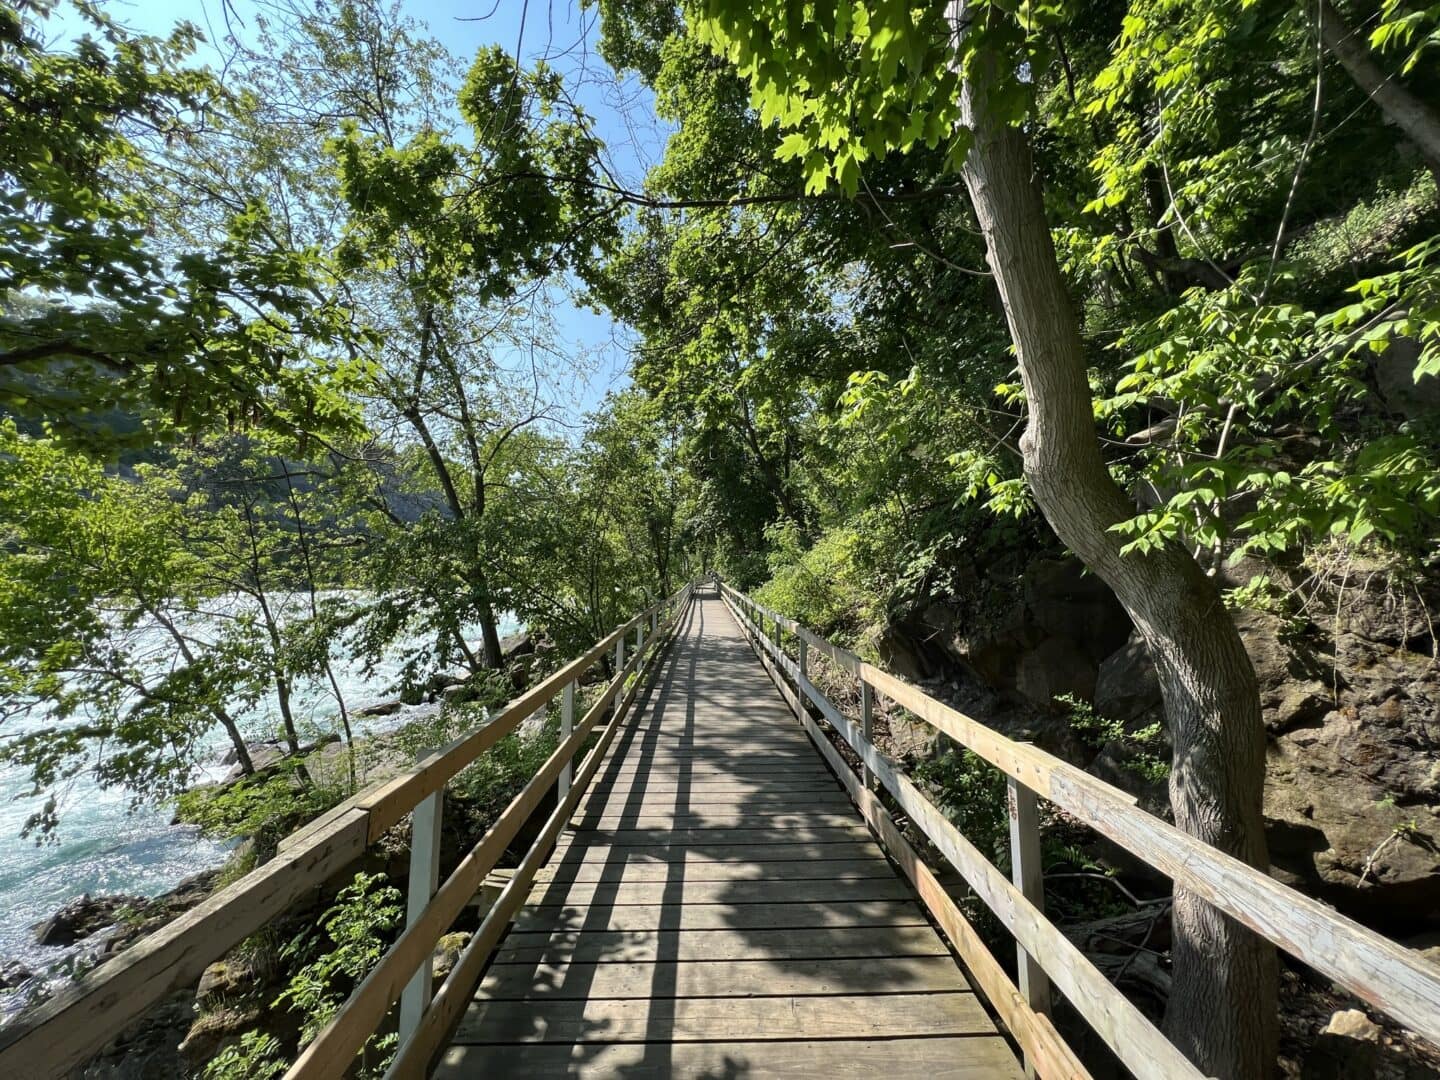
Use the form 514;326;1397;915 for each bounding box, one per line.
0;2;685;837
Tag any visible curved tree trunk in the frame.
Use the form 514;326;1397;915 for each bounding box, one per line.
1317;0;1440;180
951;8;1277;1075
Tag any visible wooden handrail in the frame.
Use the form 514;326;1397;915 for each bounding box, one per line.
717;581;1440;1075
0;585;693;1080
285;593;686;1076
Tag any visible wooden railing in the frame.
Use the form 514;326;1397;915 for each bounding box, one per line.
0;584;693;1080
717;580;1440;1080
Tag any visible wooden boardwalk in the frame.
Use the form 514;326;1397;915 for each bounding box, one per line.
436;593;1023;1078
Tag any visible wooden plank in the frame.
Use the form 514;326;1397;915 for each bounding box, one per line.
723;592;1091;1080
578;792;853;811
512;900;928;932
573;809;865;829
474;955;970;1000
437;1036;1024;1079
546;841;886;865
1008;774;1052;1040
534;857;893;885
494;925;953;964
592;765;833;780
559;826;871;846
457;990;991;1044
599;758;821;770
0;808;370;1078
527;876;915;907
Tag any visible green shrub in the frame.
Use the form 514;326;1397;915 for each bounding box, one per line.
202;1031;286;1080
276;872;402;1074
754;522;877;641
1055;693;1170;784
176;757;348;852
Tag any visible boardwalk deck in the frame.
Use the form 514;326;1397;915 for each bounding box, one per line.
435;595;1023;1078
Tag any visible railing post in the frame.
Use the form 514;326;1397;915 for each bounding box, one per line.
399;750;443;1043
797;634;809;705
1008;772;1051;1074
860;678;876;791
615;628;625;675
559;681;575;799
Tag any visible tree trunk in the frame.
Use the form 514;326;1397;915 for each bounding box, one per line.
1317;0;1440;179
476;597;504;669
951;8;1277;1075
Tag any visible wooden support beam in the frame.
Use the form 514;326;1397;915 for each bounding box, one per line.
1008;774;1051;1075
399;758;443;1046
558;681;575;799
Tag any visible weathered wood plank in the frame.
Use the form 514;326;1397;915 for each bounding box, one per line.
572;808;865;829
436;1037;1024;1079
533;856;893;884
558;825;870;846
494;924;953;964
512;899;928;933
457;991;991;1044
528;876;914;907
546;840;887;864
475;955;970;1000
578;792;853;812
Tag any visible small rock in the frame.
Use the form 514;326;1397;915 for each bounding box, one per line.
0;959;33;990
357;698;404;718
195;958;255;1007
432;931;471;981
1304;1008;1383;1079
1322;1008;1381;1042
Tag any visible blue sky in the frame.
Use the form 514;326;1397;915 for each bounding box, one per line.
56;0;670;418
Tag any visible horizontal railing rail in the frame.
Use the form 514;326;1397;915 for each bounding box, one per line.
717;579;1440;1080
0;583;694;1080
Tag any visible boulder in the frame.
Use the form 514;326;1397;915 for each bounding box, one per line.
32;893;144;947
1015;636;1098;710
1240;609;1440;929
1022;559;1132;664
1094;632;1162;725
897;556;1133;707
1373;336;1440;424
501;631;536;660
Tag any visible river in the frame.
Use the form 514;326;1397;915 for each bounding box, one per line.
0;601;517;998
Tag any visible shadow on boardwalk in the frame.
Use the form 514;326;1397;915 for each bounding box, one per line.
435;591;1021;1079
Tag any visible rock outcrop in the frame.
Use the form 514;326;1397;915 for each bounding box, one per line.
896;550;1440;935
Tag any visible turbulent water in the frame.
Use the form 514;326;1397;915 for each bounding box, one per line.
0;599;516;998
